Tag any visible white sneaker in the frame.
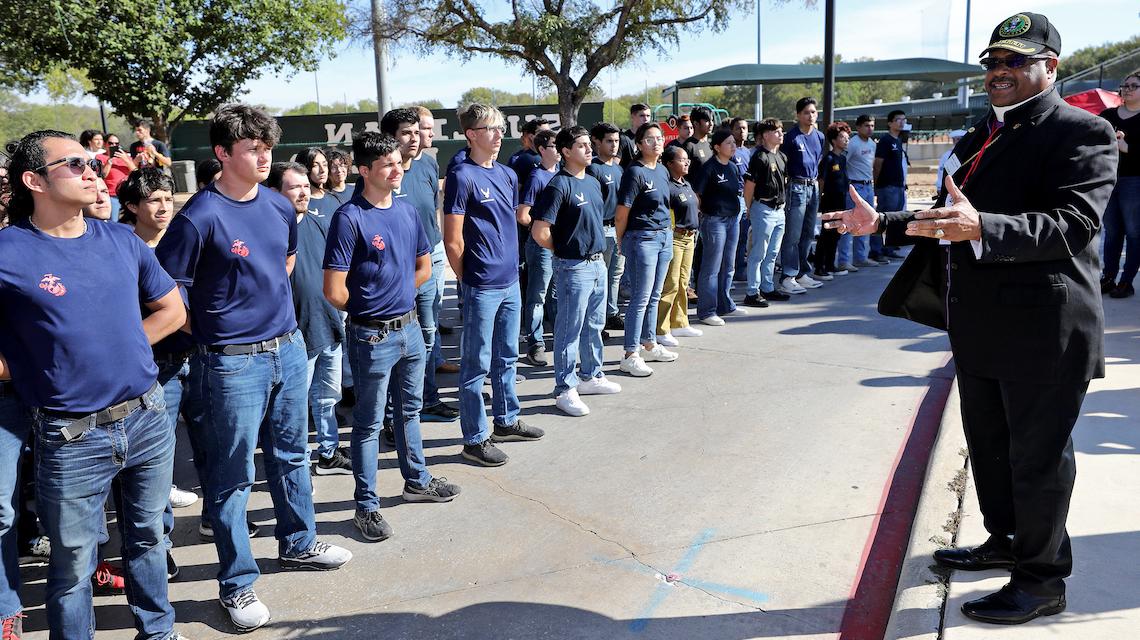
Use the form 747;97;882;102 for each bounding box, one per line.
221;589;271;631
838;263;858;272
657;333;679;347
279;540;352;570
641;344;678;362
813;272;835;281
832;268;850;276
620;353;653;377
577;375;622;395
779;276;807;295
722;307;748;317
555;389;590;417
699;315;726;326
796;274;823;289
169;485;198;508
671;325;703;337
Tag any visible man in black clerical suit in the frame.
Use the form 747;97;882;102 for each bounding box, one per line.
823;12;1117;626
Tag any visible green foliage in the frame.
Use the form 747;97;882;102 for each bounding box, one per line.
280;99;383;116
1059;35;1140;78
0;90;132;148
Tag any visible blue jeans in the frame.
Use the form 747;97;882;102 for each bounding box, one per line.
735;196;750;279
348;321;429;511
847;183;877;261
201;330;316;599
387;249;445;419
459;282;522;445
621;229;673;352
602;225;625;319
552;257;607;396
0;384;29;620
745;202;786;296
155;356;197;549
306;343;343;458
697;213;741;319
35;384;174;639
523;237;555;349
1102;176;1140;286
781;181;820;278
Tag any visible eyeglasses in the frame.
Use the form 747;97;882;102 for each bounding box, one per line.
979;54;1052;71
471;125;506;134
34;156;101;175
1120;83;1140;92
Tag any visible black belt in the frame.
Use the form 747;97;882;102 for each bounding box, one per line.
154;349;193;367
790;176;816;185
207;331;293;355
850;179;872;185
38;381;160;436
351;309;416;331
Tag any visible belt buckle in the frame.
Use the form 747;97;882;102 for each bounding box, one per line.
105;401;133;422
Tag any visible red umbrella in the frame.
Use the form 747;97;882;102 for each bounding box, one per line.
1063;88;1123;114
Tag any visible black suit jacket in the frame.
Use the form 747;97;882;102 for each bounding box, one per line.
877;87;1118;383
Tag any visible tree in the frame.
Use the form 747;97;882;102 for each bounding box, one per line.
0;0;349;141
1058;35;1140;79
372;0;753;126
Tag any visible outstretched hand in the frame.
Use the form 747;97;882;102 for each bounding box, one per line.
906;176;981;242
820;185;879;236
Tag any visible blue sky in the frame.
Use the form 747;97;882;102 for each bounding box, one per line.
27;0;1140;110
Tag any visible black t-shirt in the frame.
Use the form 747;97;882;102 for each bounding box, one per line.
667;178;699;230
692;157;743;217
745;146;787;208
1101;107;1140;177
531;170;607;259
683;136;713;183
818;150;849;213
619;130;639;169
874;133;907;188
585;158;623;222
616;162;671;231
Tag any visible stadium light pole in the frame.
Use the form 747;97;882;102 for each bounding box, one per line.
371;0;392;118
821;0;835;127
755;0;763;121
958;0;972;110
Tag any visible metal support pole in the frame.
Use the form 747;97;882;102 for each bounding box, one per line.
958;0;972;110
371;0;392;117
754;0;763;121
98;101;108;133
314;71;322;115
821;0;835;127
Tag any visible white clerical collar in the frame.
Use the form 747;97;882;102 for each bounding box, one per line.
991;88;1047;123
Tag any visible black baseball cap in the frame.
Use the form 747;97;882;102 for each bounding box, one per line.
980;12;1062;57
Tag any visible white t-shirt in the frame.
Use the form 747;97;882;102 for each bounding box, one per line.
846;135;876;182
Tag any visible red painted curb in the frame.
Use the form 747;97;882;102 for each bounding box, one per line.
838;355;955;640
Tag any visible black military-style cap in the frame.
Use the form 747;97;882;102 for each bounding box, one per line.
980;12;1062;57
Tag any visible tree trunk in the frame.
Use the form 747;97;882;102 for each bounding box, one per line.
556;82;582;127
151;112;171;143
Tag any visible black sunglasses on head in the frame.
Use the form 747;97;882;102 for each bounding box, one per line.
34;156;101;175
979;54;1052;71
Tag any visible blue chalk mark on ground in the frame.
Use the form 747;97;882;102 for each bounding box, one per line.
623;528;768;632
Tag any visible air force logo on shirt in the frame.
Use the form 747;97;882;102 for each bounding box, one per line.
478;185;494;203
716;173;727;184
603;174;614;184
644;181;656;193
574;192;587;207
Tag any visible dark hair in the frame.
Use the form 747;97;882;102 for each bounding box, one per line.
294;147;328;188
210;103;281;152
886;110;906;123
795;97;817;114
134;119;153;131
533;129;557;150
352;131;399;168
117;167;175;222
630;103;651;115
266;161;308;191
855;114;875;126
6;130;75;222
728;117;748;130
634;122;662;145
661;145;687;166
79;129;103;149
195;158;221;187
555;125;589;153
380;108;419;136
690;106;713;124
326;147;351;168
755;117;783;135
590;122;620;140
825;121;852;144
710;129;734;148
521;117;551;136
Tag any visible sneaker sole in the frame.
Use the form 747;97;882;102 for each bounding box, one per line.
490;432;543;443
461;450;509;466
278;557;349;571
577;387;621;395
312;465;353;476
402;490;458;503
620;367;653;377
170;499;198;508
222;607;271;632
557;406;590;417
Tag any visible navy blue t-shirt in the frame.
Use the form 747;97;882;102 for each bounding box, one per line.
732;146;752;193
156;183;299;346
442;159;520;288
291;213;345;351
667;178;700;230
874;133;907;188
521;165;558;207
396;156;443;248
782;127;825;179
531;170;606;260
617;162;671;232
585;159;623;222
323;195;430;319
309;192;342;222
509;148;542;192
693;158;744;217
0;220;175;411
445;147;470;177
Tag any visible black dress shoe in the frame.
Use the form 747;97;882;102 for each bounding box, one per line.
933;539;1015;571
962;583;1065;625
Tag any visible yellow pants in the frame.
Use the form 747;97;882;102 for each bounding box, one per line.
657;230;697;335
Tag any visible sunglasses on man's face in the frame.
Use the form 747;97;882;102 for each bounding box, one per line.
979;54;1051;71
34;156;101;175
1119;83;1140;92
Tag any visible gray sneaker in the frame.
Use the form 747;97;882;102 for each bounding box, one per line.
525;343;548;366
279;540;352;569
491;419;545;442
353;509;393;542
220;589;270;631
403;477;461;503
461;439;509;466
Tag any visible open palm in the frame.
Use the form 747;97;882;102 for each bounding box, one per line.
821;185;879;236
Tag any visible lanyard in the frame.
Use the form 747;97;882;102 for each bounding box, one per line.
959;121;1003;188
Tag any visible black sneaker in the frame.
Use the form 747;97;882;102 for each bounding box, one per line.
382;423;396;448
605;315;625;330
314;446;352;475
422;402;460;423
1110;283;1135;299
761;289;791;302
491;419;545;442
743;294;769;308
1101;277;1116;294
461;440;509;466
167;551;179;581
525;344;548;366
353;510;393;542
402;477;461;503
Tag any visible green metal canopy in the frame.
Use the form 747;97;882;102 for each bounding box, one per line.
669;57;983;91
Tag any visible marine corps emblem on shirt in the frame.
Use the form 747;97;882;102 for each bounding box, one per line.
38;273;67;297
371;234;386;250
230;240;250;257
998;14;1031;38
